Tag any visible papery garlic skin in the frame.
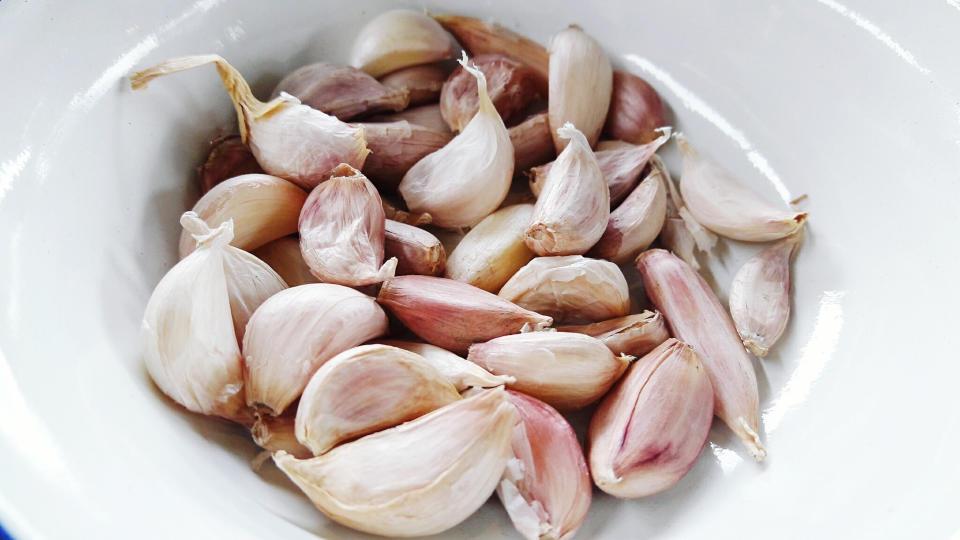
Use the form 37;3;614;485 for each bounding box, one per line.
382;198;432;226
384;219;446;276
445;203;536;293
659;154;717;256
371;103;452;134
274;388;516;538
589;162;668;263
359;120;451;190
379;64;448;106
559;311;669;358
374;339;515;390
350;10;458;78
197;134;263;194
295;345;461;455
602;70;668;144
499;255;630;324
272;62;409;120
433;14;550;85
509;112;556;172
252;236;319;287
440;54;541;132
252;410;313;460
548;25;612;151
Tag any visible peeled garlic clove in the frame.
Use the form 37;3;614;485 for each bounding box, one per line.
440;54;541;132
272;62;409;120
379;64;448;106
677;134;807;241
589;163;668;263
445;203;535;292
358;120;452;190
274;387;516;538
370;103;452;134
559;310;669;358
399;53;514;228
498;390;591;540
131;55;368;191
242;283;389;416
299;164;397;286
509;111;555;172
252;409;313;460
197;134;263;194
499;255;629;324
377;275;552;354
602;70;668;144
525;123;609;256
374;339;514;390
295;344;461;455
729;234;802;357
589;338;714;497
350;9;459;78
548;25;612;151
468;331;629;410
251;236;319;287
433;14;549;86
382;198;432;226
384;219;446;276
636;249;767;460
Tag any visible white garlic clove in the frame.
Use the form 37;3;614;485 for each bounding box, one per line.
384;219;446;276
440;53;541;132
433;14;550;86
220;244;288;344
272;62;409;120
374;339;514;390
445;203;536;293
589;161;668;263
350;9;459;78
251;236;319;288
509;112;556;172
659;154;717;254
548;25;612;151
558;310;669;358
378;63;448;107
602;70;669;145
251;409;313;460
370;103;452;134
358;120;452;190
197;134;263;194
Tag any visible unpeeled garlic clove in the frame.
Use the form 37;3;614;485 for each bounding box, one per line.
299;163;397;286
525;123;609;256
251;235;319;287
660;216;700;270
498;390;591;540
358;120;452;190
636;249;767;460
242;283;389;416
370;103;452;134
659;154;716;259
602;70;669;145
271;62;409;120
729;234;802;357
379;64;448;107
197;134;263;194
677;134;807;241
382;198;432;226
374;339;515;390
440;54;541;132
131;55;368;191
433;14;549;86
548;25;612;151
589;338;714;497
558;310;669;358
295;344;461;455
509;111;555;172
499;255;630;324
274;387;516;538
350;9;459;78
251;408;313;460
377;275;552;354
384;219;446;276
589;160;668;263
445;203;536;293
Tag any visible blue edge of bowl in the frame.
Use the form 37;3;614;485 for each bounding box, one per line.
0;521;12;540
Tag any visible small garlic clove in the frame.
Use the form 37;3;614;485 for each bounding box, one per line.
445;203;536;293
548;25;612;151
242;283;389;416
178;174;307;258
602;70;669;144
374;339;515;390
399;53;514;228
589;161;668;263
377;275;552;354
677;134;807;241
382;198;432;226
350;9;459;78
379;63;449;107
384;219;446;276
509;111;555;172
358;120;452;191
468;331;630;410
498;390;591;540
433;14;549;86
299;163;397;286
499;255;630;324
660;216;700;270
295;345;461;455
559;310;669;358
197;134;263;194
271;62;409;120
636;249;767;461
525;123;609;256
251;235;319;288
252;408;313;460
440;54;541;132
370;103;452;134
274;387;516;538
729;234;802;357
659;154;717;255
589;338;714;497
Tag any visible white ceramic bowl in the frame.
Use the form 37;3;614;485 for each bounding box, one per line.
2;1;959;538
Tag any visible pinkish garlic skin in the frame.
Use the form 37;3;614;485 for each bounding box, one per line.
588;164;667;263
384;219;446;276
358;120;452;191
603;71;668;145
379;64;449;106
509;112;555;172
272;63;409;121
558;311;669;358
440;54;541;132
197;134;264;194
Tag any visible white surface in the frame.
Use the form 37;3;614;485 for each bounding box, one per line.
1;1;959;538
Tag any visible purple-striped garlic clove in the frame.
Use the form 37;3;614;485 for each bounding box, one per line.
445;203;536;293
384;219;446;276
509;112;556;172
251;236;319;288
548;25;612;151
558;310;669;358
197;134;263;194
588;157;668;263
440;53;541;132
358;120;452;191
374;339;515;391
602;70;669;145
350;10;459;78
272;62;409;120
379;64;448;106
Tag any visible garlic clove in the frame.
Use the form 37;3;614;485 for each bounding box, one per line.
299;163;397;286
377;275;552;354
379;64;448;107
273;387;516;538
498;390;591;540
197;134;263;194
636;249;767;460
467;331;630;410
252;408;313;460
525;123;609;256
440;54;541;132
271;62;409;120
357;120;452;191
602;70;669;144
433;14;549;87
220;244;288;344
295;344;461;455
589;338;714;497
445;203;536;293
399;53;514;228
374;339;515;390
548;25;613;151
350;9;459;78
179;174;307;258
660;216;700;270
499;255;630;324
251;235;319;287
370;103;452;134
589;160;668;263
382;198;432;226
729;234;802;357
131;55;368;191
558;310;669;358
384;219;446;276
509;111;556;172
242;283;389;416
677;134;807;241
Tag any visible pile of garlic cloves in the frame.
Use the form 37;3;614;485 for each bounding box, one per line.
132;8;808;539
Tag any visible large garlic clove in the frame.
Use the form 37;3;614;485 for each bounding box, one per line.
636;249;767;460
299;163;397;286
242;283;389;416
589;161;668;263
729;234;802;357
433;14;549;87
498;390;591;540
274;388;516;538
589;338;714;497
370;103;452;134
377;275;552;354
509;111;555;172
251;236;319;287
374;339;514;390
358;120;451;191
251;409;313;460
379;64;448;107
499;255;630;324
440;54;541;132
602;70;668;144
467;331;630;410
271;62;409;120
179;174;307;258
559;310;669;358
399;53;514;228
548;25;612;151
295;345;461;455
382;198;432;226
677;135;807;241
445;203;535;293
197;134;263;194
384;219;446;276
131;55;368;191
350;9;459;78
